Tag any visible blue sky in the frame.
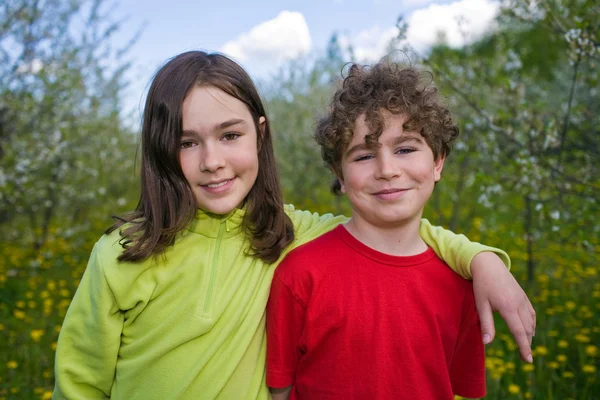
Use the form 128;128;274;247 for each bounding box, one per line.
111;0;500;120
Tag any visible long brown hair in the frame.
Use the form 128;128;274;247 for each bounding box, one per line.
107;51;294;263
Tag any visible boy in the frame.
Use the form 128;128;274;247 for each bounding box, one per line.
266;61;486;399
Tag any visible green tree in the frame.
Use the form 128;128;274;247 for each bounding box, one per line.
0;0;140;250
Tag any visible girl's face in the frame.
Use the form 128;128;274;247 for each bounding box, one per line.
180;85;263;214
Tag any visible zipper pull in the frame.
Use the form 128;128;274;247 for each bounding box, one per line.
225;219;230;233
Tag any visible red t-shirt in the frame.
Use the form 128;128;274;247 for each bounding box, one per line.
266;225;485;400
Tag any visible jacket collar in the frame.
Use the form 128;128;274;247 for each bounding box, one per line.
186;208;245;238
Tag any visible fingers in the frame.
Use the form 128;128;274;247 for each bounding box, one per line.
500;308;533;363
475;299;496;345
526;295;536;337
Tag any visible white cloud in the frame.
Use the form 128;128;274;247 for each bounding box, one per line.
406;0;500;52
220;11;311;64
401;0;442;8
339;25;399;62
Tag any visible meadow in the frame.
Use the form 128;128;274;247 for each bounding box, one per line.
0;224;598;399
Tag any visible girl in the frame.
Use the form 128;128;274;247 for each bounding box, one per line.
53;51;534;400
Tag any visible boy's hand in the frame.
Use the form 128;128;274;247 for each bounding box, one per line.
471;252;536;363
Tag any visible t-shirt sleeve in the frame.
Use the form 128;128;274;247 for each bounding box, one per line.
419;218;511;279
266;267;307;388
449;288;486;398
53;241;124;399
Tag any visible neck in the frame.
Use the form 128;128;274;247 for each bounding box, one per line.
344;216;427;256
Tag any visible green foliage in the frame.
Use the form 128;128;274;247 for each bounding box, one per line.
0;0;140;250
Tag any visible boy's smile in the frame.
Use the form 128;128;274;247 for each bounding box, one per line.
339;111;445;231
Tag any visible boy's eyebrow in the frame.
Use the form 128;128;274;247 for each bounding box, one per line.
181;118;247;137
393;134;425;145
345;142;375;157
345;134;425;156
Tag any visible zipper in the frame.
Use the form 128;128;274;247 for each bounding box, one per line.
203;220;225;315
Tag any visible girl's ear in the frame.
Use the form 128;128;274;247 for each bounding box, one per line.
257;116;266;151
258;116;266;138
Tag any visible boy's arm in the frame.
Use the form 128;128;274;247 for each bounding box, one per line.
449;290;486;399
420;219;535;363
270;386;292;400
53;243;124;399
266;265;306;393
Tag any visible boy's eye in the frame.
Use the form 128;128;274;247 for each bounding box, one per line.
354;154;374;162
396;147;416;155
222;132;241;141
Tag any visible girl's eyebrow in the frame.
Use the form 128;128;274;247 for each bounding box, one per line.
182;118;247;137
212;118;247;132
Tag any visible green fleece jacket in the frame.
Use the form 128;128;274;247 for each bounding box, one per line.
53;205;509;399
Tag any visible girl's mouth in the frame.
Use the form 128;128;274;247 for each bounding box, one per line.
201;178;235;193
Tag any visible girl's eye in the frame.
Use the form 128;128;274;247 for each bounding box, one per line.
222;132;241;141
396;147;416;155
180;141;196;149
354;154;374;162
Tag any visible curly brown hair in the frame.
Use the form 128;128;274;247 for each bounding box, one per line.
314;59;459;193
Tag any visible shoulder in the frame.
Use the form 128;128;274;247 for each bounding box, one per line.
284;204;347;245
276;229;341;278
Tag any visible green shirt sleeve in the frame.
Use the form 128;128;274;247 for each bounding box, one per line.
419;218;511;279
53;241;124;399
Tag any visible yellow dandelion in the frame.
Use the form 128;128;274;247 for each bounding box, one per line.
0;323;4;331
548;361;559;369
13;309;26;319
42;391;53;400
548;330;559;337
557;340;569;348
575;334;591;343
522;364;534;372
585;345;598;357
534;346;548;356
525;393;532;399
51;342;57;351
583;365;597;374
7;360;18;369
557;354;567;363
30;329;45;342
10;387;19;394
565;301;576;310
563;371;575;378
508;384;520;394
16;300;25;308
28;300;37;308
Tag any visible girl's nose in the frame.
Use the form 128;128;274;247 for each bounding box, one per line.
200;147;226;172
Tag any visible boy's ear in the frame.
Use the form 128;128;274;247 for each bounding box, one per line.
334;170;346;194
433;156;446;182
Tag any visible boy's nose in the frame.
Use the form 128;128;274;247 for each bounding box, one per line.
374;154;399;180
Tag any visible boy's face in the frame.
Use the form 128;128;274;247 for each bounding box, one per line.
338;111;445;230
